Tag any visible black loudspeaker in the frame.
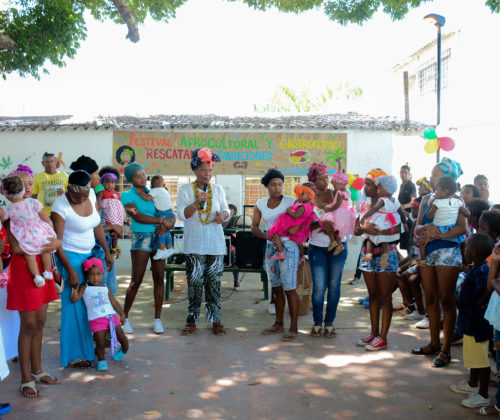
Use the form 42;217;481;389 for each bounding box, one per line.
234;231;266;269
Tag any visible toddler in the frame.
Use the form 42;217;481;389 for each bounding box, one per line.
137;175;175;260
420;176;469;261
320;172;356;254
450;233;494;409
360;175;406;269
267;184;320;261
71;257;129;371
96;169;126;258
0;175;55;287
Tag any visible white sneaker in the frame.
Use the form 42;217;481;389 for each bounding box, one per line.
461;393;490;408
42;270;53;280
153;318;164;334
404;311;425;321
34;275;45;288
450;380;478;395
153;248;174;260
268;303;276;315
413;317;430;329
123;319;133;334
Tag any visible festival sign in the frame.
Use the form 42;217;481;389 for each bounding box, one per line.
113;131;347;176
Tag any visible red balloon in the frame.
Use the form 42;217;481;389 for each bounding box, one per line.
438;137;455;152
351;177;365;191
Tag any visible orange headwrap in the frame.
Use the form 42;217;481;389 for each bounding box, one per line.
366;169;388;182
294;184;315;201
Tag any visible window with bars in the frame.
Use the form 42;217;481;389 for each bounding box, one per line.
418;48;451;96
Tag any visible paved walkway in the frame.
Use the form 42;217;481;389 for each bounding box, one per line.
0;271;489;419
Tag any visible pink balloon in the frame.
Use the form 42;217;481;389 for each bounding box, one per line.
438;137;455;152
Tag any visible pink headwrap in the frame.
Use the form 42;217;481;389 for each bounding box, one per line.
307;162;328;182
83;257;104;273
331;171;349;185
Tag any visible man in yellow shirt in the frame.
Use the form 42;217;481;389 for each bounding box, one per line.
33;152;68;215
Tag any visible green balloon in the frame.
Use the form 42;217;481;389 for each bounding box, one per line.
423;126;437;140
350;186;359;201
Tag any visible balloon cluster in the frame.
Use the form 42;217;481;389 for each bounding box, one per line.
346;174;365;201
423;127;455;153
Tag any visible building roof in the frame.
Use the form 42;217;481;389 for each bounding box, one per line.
0;112;427;132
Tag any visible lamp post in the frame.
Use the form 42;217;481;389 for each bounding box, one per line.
424;13;445;163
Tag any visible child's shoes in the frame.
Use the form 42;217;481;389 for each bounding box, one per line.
153;247;175;261
333;243;345;256
96;360;108;371
328;241;338;252
34;275;45;288
113;347;127;362
271;251;286;261
42;271;53;280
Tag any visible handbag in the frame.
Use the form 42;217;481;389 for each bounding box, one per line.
51;254;63;294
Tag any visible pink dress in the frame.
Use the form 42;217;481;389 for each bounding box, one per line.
100;190;126;225
3;198;56;255
267;202;318;244
322;189;355;238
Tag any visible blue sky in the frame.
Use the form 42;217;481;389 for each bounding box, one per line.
0;0;496;118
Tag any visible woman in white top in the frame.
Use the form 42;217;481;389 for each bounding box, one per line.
51;169;113;369
251;169;299;341
176;148;230;336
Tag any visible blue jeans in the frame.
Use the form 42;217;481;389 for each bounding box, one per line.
91;232;117;296
309;243;348;326
156;209;174;246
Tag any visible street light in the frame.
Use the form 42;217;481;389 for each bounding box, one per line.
424;13;445;163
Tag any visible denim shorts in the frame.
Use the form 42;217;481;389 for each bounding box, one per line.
425;246;462;267
130;232;160;252
265;240;300;291
156;208;175;219
359;247;398;273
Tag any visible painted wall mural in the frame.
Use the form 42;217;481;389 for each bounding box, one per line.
112;131;347;176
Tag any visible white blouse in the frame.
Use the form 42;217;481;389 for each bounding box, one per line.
256;195;295;243
176;182;229;255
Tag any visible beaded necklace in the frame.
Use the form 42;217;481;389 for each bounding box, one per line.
193;181;212;225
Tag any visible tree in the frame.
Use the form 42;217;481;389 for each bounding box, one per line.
254;83;363;113
2;0;500;79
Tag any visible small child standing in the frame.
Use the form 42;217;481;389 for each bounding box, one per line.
137;175;175;260
360;175;406;269
320;172;356;254
96;170;126;258
0;175;56;287
71;257;129;371
267;184;319;261
419;176;468;261
450;233;494;409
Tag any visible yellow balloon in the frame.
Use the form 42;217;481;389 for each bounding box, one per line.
347;174;355;185
424;138;439;154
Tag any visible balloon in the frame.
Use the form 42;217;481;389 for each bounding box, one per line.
423;127;437;140
347;174;355;186
350;186;359;201
438;137;455;152
351;177;365;191
424;138;439;154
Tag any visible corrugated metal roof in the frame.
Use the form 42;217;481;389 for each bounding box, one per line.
0;112;427;132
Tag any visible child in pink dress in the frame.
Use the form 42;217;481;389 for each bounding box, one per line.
267;185;319;261
0;175;56;288
320;172;356;254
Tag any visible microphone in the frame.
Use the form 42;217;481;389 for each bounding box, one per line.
200;183;208;210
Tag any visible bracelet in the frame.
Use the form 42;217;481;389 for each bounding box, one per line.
191;203;198;210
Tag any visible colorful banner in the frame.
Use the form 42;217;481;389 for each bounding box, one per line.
113;131;347;176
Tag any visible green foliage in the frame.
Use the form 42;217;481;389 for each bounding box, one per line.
254;82;363;113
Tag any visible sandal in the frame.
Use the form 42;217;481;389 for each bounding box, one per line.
432;351;451;368
181;323;196;336
213;323;226;336
20;381;39;398
281;331;299;342
323;325;336;338
333;243;344;256
111;247;121;259
474;406;500;416
310;325;322;337
411;345;440;356
262;322;284;335
30;371;60;384
68;359;93;369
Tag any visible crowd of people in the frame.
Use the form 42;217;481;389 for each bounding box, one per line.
1;148;500;416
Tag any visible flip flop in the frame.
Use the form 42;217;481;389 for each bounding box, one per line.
281;331;299;342
20;381;39;398
68;359;93;369
31;371;60;384
474;406;500;416
262;323;284;335
323;326;336;338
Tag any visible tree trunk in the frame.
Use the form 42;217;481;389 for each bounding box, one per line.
111;0;140;43
0;31;18;51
